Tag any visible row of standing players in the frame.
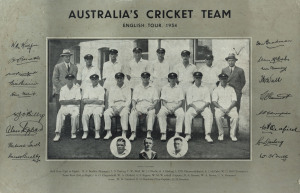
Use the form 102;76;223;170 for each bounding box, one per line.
52;47;246;143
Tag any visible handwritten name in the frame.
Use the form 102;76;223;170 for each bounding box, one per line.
8;110;45;122
259;74;282;83
8;56;40;65
260;90;292;100
259;153;288;161
8;79;39;87
255;137;284;147
256;110;291;117
8;152;40;163
260;66;287;73
257;56;289;64
260;123;299;134
256;39;292;49
11;40;38;53
8;140;41;148
6;121;43;136
5;71;38;77
10;91;37;98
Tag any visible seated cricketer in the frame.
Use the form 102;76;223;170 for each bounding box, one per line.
212;73;239;142
157;72;185;141
184;72;214;143
139;137;158;159
129;72;159;141
103;72;131;139
81;74;105;140
53;74;81;142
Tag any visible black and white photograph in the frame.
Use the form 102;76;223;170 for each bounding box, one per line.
47;38;250;160
110;137;132;158
2;0;299;192
167;136;189;158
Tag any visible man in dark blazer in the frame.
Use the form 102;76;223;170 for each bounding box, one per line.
52;49;78;112
139;137;158;159
221;53;246;112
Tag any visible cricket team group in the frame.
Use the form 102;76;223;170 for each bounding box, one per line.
51;46;246;148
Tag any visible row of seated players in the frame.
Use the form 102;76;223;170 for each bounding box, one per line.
53;71;239;143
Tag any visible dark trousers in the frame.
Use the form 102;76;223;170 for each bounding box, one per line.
236;93;242;113
55;94;61;113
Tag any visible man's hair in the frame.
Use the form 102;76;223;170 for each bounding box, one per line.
116;138;126;146
143;137;154;145
174;137;183;142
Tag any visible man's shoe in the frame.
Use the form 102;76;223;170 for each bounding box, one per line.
71;133;76;139
218;134;224;141
95;131;100;139
82;132;88;140
104;132;112;140
205;135;213;143
161;133;167;141
53;133;60;142
230;136;238;142
185;134;191;142
129;133;136;141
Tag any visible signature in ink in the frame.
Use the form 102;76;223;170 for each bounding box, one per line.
11;39;39;53
260;90;292;100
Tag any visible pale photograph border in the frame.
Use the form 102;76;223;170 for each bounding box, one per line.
45;37;252;162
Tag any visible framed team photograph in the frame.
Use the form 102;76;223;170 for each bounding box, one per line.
47;38;251;160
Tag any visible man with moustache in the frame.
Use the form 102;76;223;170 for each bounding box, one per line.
129;72;159;141
157;72;185;141
124;47;149;89
53;74;81;142
221;53;246;112
81;74;105;140
184;72;213;143
146;48;171;92
212;73;239;142
52;49;78;112
103;72;131;139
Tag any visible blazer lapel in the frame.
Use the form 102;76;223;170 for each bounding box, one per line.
61;63;69;73
224;67;231;76
141;152;148;159
69;62;75;73
227;67;234;81
151;152;157;159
